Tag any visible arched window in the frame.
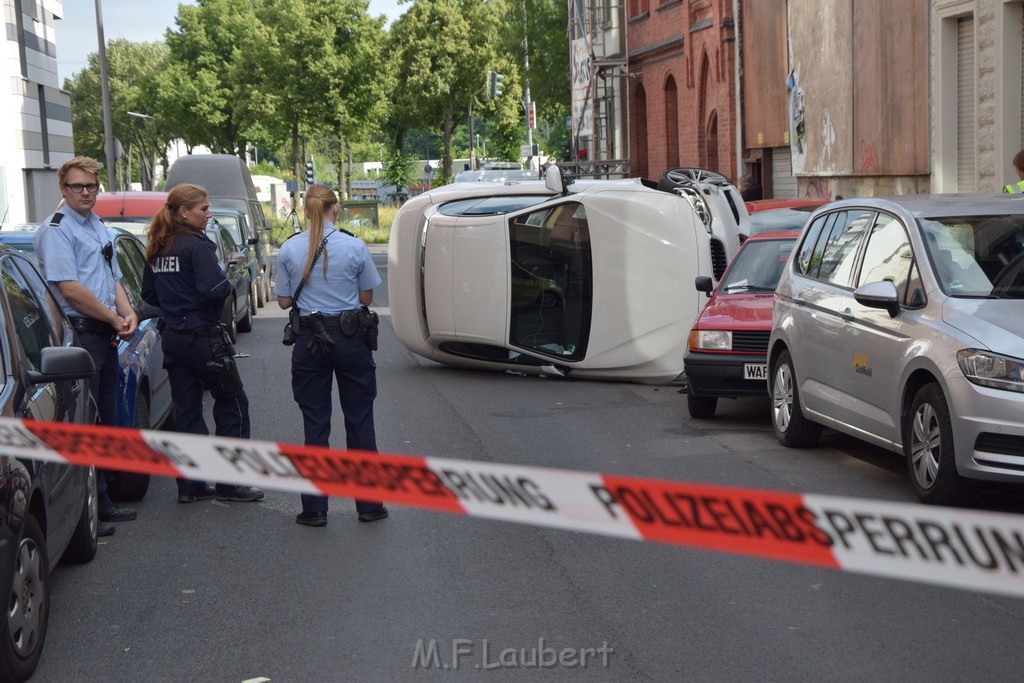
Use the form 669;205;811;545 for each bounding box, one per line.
665;76;679;169
697;52;710;166
633;83;649;178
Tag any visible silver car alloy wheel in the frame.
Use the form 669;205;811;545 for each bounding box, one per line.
772;362;794;432
910;402;941;490
8;535;44;656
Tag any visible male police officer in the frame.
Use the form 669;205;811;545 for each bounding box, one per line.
1004;149;1024;194
34;156;139;536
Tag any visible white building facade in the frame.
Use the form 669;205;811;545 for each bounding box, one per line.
1;0;73;223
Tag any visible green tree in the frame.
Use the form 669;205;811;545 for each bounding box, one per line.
387;0;506;182
65;40;173;189
156;0;263;157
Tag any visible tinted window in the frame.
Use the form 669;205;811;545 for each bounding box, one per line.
2;256;57;369
796;214;830;275
440;195;550;216
12;258;69;347
212;215;243;245
114;238;143;305
817;210;873;287
508;202;592;361
858;213;917;305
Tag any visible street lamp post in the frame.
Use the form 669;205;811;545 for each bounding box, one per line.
95;0;116;190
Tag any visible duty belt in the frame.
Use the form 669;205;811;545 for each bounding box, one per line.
299;311;361;335
68;316;116;337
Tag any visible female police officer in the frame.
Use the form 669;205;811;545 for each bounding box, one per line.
276;184;387;527
141;183;264;504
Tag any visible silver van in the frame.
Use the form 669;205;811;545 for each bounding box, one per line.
165;154;273;305
768;195;1024;505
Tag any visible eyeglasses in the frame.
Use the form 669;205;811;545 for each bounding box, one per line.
64;183;100;194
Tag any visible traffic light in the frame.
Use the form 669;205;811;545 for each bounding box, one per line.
488;70;504;98
304;159;315;185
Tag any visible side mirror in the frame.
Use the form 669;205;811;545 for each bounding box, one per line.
264;217;272;230
27;346;96;384
854;280;901;318
544;165;568;195
694;275;714;297
248;237;259;245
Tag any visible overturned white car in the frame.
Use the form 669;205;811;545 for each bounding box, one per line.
387;166;749;383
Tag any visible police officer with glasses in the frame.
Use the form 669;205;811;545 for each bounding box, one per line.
34;156;138;536
277;184;386;527
141;183;264;505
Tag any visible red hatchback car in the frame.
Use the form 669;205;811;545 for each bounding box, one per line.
683;230;800;418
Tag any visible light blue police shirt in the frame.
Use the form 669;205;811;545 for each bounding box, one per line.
275;223;381;315
33;208;123;318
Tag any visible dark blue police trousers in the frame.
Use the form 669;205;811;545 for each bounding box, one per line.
78;330;119;513
291;326;384;515
162;328;250;494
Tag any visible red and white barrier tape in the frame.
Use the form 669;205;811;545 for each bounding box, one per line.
2;417;1022;598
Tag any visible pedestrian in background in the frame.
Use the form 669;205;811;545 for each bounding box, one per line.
141;183;264;504
1003;149;1024;194
34;156;138;537
739;174;763;201
276;184;387;527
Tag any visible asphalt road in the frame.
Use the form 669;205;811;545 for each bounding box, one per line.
37;250;1024;680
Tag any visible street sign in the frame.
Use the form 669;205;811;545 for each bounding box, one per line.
520;144;534;158
528;102;537;129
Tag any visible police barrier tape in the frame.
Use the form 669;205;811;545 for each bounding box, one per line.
1;416;1023;598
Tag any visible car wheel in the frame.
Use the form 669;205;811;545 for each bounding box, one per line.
770;349;822;447
904;383;969;505
0;514;49;682
64;466;98;563
687;392;718;419
226;300;238;344
254;274;266;309
107;393;151;502
261;271;273;306
238;294;253;333
250;280;259;315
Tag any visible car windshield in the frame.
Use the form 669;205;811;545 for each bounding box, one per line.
919;214;1024;298
749;207;817;235
719;238;796;293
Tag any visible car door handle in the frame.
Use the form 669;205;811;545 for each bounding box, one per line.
793;295;806;306
840;308;855;321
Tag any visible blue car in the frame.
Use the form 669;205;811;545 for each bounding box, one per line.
0;227;173;500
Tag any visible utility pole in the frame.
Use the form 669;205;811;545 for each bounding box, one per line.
95;0;116;190
521;0;534;169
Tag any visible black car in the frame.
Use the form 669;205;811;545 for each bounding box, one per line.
205;220;254;343
0;247;99;681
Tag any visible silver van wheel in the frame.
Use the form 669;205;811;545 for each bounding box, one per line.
770;349;821;447
904;383;968;505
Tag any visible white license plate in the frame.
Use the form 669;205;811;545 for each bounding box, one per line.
744;363;768;380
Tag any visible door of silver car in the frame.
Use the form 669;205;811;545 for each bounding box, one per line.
780;210;873;422
834;212;922;444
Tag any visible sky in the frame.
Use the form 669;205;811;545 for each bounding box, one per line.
55;0;404;84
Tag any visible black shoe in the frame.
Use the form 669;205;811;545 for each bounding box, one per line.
97;522;115;537
99;506;137;523
216;486;265;502
357;508;388;523
295;511;327;527
178;485;217;504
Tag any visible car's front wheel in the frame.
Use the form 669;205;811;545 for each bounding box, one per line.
770;349;822;447
904;382;969;505
687;392;718;418
64;467;98;563
0;514;49;682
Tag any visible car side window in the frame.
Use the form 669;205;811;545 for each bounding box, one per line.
818;210;873;287
114;238;143;306
507;201;592;361
11;258;70;347
858;213;921;306
2;257;58;369
796;214;832;275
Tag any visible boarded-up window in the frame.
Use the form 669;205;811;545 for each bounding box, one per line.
958;17;976;192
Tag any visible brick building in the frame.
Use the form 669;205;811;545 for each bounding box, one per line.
626;0;738;182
